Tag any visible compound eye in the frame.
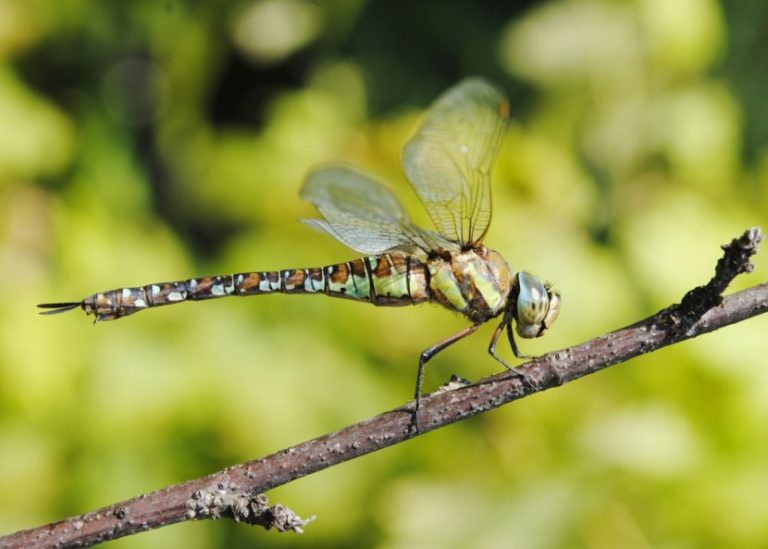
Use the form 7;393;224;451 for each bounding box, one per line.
516;272;550;338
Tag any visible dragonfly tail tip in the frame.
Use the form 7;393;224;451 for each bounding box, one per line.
37;302;82;315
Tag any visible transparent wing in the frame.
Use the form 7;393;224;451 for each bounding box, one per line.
402;78;509;246
301;165;457;255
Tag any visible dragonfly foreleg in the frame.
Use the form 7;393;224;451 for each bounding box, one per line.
506;318;533;360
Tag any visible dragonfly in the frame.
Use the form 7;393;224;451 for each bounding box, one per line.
39;78;560;417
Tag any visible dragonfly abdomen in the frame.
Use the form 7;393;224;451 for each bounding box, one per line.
238;254;432;306
47;253;432;321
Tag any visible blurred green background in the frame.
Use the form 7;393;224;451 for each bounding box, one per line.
1;0;767;547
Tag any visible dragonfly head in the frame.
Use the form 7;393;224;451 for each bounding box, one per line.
512;271;560;339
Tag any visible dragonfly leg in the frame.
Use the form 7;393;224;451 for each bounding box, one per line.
488;317;515;370
487;318;535;389
414;323;482;417
506;319;533;360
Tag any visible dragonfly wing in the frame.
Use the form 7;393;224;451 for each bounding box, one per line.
402;78;508;246
301;165;453;255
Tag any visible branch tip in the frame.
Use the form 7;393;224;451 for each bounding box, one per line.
672;226;763;332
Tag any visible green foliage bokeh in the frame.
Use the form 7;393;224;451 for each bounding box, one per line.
0;1;767;547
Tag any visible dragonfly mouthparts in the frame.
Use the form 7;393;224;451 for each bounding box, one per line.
37;302;82;315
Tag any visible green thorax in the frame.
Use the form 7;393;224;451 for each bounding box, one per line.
427;247;512;323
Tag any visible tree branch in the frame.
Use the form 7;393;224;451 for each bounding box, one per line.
2;227;765;548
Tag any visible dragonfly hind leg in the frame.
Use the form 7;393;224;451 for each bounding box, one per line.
413;323;482;425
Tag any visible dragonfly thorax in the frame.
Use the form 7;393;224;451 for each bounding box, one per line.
427;246;512;323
